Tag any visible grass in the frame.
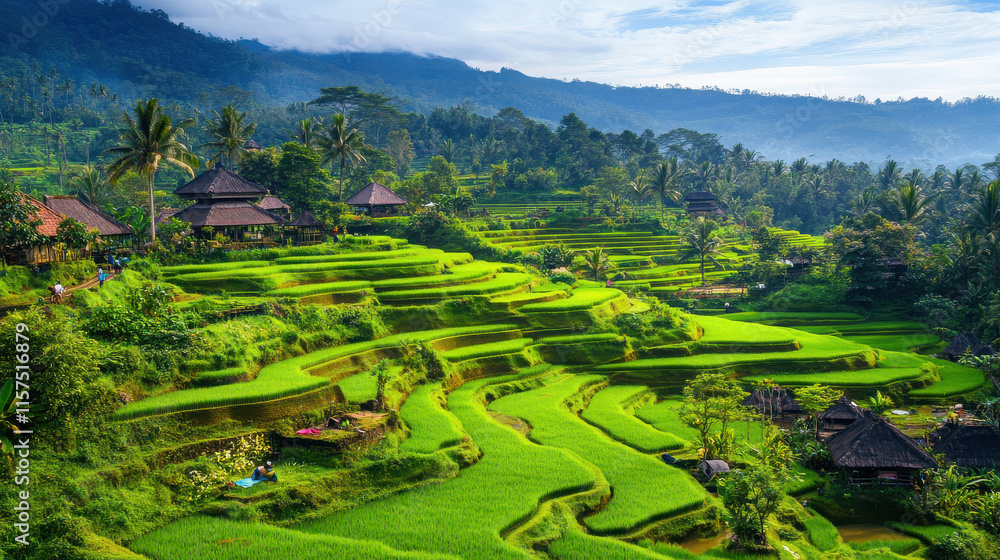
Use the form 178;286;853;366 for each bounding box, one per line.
518;288;625;312
848;539;922;555
336;367;386;403
580;385;688;452
723;312;865;325
742;367;928;388
549;529;684;560
130;516;458;560
840;334;941;353
113;325;516;420
491;375;707;534
439;338;533;361
536;333;623;345
884;521;957;543
694;315;800;346
909;357;987;398
804;508;840;551
376;272;532;301
294;372;597;560
399;383;466;454
633;398;765;453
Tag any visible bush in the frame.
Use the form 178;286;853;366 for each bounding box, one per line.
926;530;998;560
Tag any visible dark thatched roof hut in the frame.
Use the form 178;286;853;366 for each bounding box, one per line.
743;386;802;416
683;190;723;215
826;414;936;485
286;211;324;245
345;182;407;216
820;395;867;431
700;460;731;481
942;332;995;362
173;164;283;233
257;195;291;221
931;422;1000;468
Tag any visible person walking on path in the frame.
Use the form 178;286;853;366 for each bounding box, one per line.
98;267;106;288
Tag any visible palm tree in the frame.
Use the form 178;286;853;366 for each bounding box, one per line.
876;160;901;191
679;217;725;284
694;161;718;191
894;181;935;224
317;113;369;202
852;187;879;216
630;169;653;205
648;157;687;220
203;103;257;168
575;247;617;282
104;98;198;244
67;165;109;205
293;116;323;149
969;180;1000;242
438;138;461;164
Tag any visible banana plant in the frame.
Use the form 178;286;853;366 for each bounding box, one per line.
0;379;44;457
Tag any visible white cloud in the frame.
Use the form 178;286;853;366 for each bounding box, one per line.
140;0;1000;100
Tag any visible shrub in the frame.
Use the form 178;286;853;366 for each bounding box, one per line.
926;530;998;560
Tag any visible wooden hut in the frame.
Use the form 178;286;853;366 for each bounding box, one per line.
345;182;407;217
700;460;731;481
43;196;133;246
3;192;63;266
743;386;802;417
931;422;1000;468
820;395;867;432
172;164;283;240
941;332;994;362
826;414;936;486
683;191;723;216
257;195;291;221
286;211;324;245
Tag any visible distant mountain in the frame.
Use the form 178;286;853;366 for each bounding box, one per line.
2;0;998;169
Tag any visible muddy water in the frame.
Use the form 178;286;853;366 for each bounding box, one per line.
837;524;910;543
677;532;727;554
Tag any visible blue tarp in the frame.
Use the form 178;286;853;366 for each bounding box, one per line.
233;477;265;488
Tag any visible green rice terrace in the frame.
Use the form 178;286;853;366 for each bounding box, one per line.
4;234;993;560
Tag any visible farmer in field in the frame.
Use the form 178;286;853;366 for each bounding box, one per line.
251;461;278;483
98;267;106;288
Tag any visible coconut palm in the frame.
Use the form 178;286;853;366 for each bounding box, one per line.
67;165;108;205
648;157;687;220
104;98;198;244
294;116;323;149
203;103;257;168
679;217;725;284
574;247;617;282
630;169;654;205
438;138;461;164
852;187;879;216
894;181;935;224
969;180;1000;242
317;113;369;202
876;160;901;191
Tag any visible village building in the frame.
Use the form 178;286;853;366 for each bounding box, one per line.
826;413;937;486
285;211;325;245
743;386;803;417
930;422;1000;468
941;332;995;362
4;192;64;266
819;395;867;433
345;182;408;217
257;195;291;221
172;164;283;239
683;190;724;216
43;195;133;247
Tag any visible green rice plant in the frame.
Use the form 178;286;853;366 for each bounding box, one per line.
549;529;683;560
294;374;597;560
694;315;800;346
849;539;922;555
742;367;928;388
439;338;533;361
190;367;246;387
373;262;498;290
804;508;841;551
723;312;864;325
519;288;624;313
267;280;373;298
908;357;986;398
377;273;533;302
274;247;428;264
537;333;623;345
883;521;957;544
336;366;387;403
841;334;941;353
491;375;707;534
580;385;687;452
114;325;516;420
633;398;764;452
130;516;458;560
400;383;466;454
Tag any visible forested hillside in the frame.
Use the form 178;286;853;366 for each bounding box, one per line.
2;0;999;168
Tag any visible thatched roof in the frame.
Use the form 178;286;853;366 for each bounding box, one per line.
247;139;263;150
19;192;63;237
345;182;407;206
743;387;802;414
287;211;323;227
931;423;1000;468
700;460;730;480
43;196;132;236
174;164;267;200
171;201;283;228
942;332;994;361
827;414;937;470
257;195;290;212
820;395;866;421
684;190;717;202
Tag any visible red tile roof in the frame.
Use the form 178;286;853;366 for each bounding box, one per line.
43;195;132;236
19;192;63;237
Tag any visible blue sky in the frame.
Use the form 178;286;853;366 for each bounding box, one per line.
144;0;1000;100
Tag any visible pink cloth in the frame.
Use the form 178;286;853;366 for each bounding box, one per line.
296;428;322;435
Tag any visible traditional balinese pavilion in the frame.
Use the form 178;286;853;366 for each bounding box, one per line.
941;332;995;362
683;190;724;216
700;460;731;482
285;211;325;245
743;386;803;417
43;195;133;246
172;164;283;239
826;413;936;486
257;195;291;221
345;182;407;217
819;395;867;433
4;193;63;265
931;422;1000;468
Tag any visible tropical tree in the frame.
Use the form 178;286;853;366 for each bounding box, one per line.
574;247;617;281
894;181;935;224
679;217;725;283
0;176;42;268
679;371;750;461
67;165;108;205
104;98;199;244
876;160;901;191
438;138;461;164
317;113;369;202
648;157;687;220
969;180;1000;242
293;116;323;149
203;103;257;168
